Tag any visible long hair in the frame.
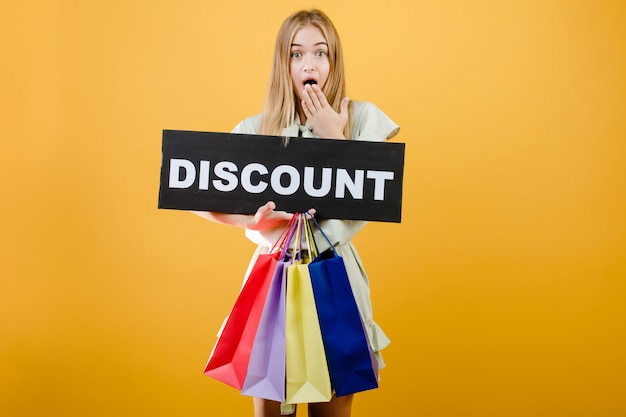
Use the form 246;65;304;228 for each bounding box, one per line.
260;9;350;139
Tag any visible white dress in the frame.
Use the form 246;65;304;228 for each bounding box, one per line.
232;101;400;369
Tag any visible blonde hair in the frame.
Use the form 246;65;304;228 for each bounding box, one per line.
260;9;350;139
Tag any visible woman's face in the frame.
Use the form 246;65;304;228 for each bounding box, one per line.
289;24;330;102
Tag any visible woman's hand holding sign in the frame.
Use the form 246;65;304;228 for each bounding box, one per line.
192;201;315;231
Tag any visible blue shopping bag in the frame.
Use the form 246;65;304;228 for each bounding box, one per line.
307;217;379;397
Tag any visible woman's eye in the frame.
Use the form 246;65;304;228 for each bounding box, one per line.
291;51;302;59
315;50;327;57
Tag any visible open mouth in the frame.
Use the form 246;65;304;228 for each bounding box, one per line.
303;79;317;86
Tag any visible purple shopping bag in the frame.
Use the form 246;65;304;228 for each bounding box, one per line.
240;261;288;401
240;214;300;401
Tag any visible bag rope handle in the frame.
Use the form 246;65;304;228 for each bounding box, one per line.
307;214;337;256
290;213;304;264
279;213;300;261
269;212;298;255
303;212;319;260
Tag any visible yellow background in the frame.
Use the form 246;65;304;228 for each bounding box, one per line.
2;0;625;415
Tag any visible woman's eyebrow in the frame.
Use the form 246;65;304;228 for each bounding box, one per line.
290;42;328;47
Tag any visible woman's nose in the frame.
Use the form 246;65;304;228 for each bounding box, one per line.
303;56;315;72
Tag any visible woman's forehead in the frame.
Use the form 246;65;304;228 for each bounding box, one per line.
292;24;327;45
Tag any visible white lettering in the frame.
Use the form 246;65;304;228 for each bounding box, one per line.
241;163;268;193
367;171;394;201
303;167;332;197
335;169;364;199
169;159;196;189
212;161;238;192
271;165;300;195
167;159;395;203
199;160;211;190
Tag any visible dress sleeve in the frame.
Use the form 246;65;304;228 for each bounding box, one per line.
231;120;247;134
351;102;400;142
231;114;262;134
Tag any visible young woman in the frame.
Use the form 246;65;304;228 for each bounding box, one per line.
194;9;399;417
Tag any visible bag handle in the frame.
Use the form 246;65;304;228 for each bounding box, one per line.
269;212;298;255
279;212;301;261
291;212;318;264
308;215;337;256
303;212;319;260
291;213;305;264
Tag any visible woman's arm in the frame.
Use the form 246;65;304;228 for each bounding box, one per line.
191;201;295;231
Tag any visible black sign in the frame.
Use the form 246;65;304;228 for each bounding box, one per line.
158;130;405;222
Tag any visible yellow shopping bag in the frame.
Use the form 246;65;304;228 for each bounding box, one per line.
284;214;332;404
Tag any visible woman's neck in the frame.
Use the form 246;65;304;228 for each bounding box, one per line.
295;103;306;125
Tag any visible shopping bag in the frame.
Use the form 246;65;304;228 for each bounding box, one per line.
241;216;300;401
240;262;288;401
204;214;297;390
308;217;379;397
285;214;332;404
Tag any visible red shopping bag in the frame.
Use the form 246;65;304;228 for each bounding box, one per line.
204;214;297;389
